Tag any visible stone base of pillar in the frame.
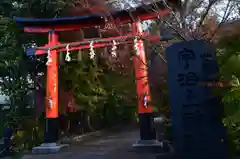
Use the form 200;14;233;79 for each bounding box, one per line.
32;143;69;154
32;118;68;154
132;140;172;154
133;139;162;147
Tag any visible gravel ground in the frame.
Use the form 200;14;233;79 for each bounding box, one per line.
21;129;173;159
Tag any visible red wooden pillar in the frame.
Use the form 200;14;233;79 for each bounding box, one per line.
44;30;59;143
132;21;156;141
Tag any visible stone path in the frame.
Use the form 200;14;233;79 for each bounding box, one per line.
21;129;173;159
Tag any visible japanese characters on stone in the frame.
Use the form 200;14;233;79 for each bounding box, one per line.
178;48;196;70
177;47;201;152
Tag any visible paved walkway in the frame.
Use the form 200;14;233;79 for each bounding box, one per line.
21;129;172;159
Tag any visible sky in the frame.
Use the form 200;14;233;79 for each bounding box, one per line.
215;0;239;20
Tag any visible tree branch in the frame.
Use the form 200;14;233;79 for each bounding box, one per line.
198;0;218;27
162;19;188;41
161;0;183;29
209;0;234;41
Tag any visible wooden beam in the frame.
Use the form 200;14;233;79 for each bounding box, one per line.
32;34;168;55
23;10;169;33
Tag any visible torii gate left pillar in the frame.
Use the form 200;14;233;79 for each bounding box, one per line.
32;31;68;153
44;30;59;143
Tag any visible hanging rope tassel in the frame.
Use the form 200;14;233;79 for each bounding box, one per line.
111;40;117;57
89;41;95;59
65;44;71;62
46;49;52;65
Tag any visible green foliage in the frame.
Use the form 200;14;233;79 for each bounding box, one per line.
0;0;63;134
62;57;107;113
224;120;240;156
216;34;240;155
11;117;44;152
60;54;137;128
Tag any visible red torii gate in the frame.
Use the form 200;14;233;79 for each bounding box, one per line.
14;2;173;153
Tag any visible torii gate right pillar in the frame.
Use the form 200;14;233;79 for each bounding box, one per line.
132;21;158;146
